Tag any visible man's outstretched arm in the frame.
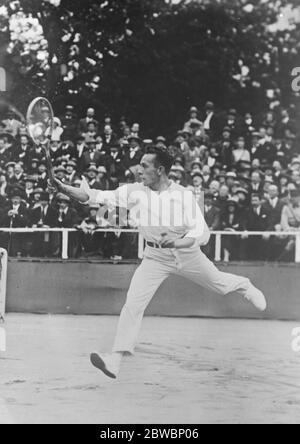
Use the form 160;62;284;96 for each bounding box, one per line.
53;178;90;204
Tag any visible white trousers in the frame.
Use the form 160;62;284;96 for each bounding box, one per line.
112;246;251;354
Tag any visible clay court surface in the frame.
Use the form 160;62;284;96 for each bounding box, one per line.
1;314;300;424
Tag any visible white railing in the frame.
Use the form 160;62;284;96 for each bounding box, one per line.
0;228;300;263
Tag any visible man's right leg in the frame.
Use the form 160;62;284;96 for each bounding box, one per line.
90;255;172;377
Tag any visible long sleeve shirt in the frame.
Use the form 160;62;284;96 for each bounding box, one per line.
80;178;210;247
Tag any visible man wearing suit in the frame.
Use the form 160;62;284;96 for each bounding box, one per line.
30;192;57;256
262;184;285;260
102;125;118;153
81;138;103;170
0;187;29;256
78;108;99;135
12;134;32;168
250;171;264;197
109;144;125;180
245;194;268;260
202;101;219;140
2;110;22;137
51;193;79;257
123;136;143;170
0;134;12;169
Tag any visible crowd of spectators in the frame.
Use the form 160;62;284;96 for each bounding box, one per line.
0;100;299;262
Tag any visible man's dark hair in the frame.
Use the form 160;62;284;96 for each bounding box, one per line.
146;145;174;175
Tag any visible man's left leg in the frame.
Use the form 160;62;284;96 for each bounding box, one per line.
178;249;267;311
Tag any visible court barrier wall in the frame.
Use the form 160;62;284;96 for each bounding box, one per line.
6;259;300;321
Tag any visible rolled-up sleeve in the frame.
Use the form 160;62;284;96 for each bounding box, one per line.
183;191;210;246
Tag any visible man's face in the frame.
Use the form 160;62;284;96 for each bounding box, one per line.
14;165;23;175
56;172;65;180
252;159;260;169
104;125;112;135
268;185;279;199
66;166;74;174
87;109;95;118
237;139;245;150
12;196;21;206
192;176;202;187
209;181;220;193
88;171;97;180
251;173;260;184
219;186;229;198
292;171;300;182
90;209;98;218
88;143;96;151
140;154;161;187
20;136;28;145
0;139;5;150
25;181;34;190
59;201;68;211
251;196;261;208
132;123;139;133
223;131;230;140
87;123;96;133
38;165;46;174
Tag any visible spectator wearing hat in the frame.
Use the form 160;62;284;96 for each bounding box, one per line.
29;192;57;256
77;205;108;258
187;170;203;207
261;184;285;260
102;125;117;152
221;199;244;261
241;112;256;142
109;144;125;180
52;193;79;257
75;135;88;165
65;160;79;185
85;164;103;190
130;123;140;139
27;158;40;176
2;110;22;137
81;137;103;171
60;105;77;140
202;101;219;140
37;161;48;190
97;166;110;191
24;176;36;207
49;117;62;141
12;134;32;167
173;131;190;158
0;134;12;169
220;109;241;140
123;136;143;170
232;137;251;166
0;187;29;256
55;165;67;183
56;140;76;162
278;173;291;198
183;142;202;171
78;108;99;136
184;106;200;130
10;163;25;188
250;171;264;197
244;193;269;261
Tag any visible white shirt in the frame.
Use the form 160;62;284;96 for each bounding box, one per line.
81;179;210;246
204;112;214;130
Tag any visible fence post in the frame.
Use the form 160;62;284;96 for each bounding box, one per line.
138;233;144;259
0;248;8;323
214;233;222;262
295;234;300;263
62;230;69;260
